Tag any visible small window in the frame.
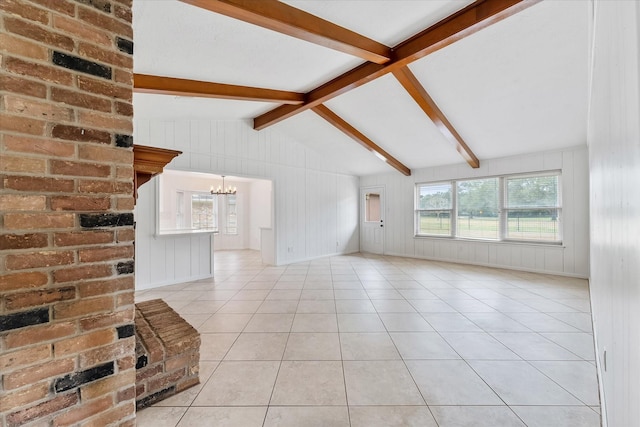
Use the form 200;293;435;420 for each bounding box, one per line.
456;178;499;240
191;194;217;230
505;174;561;242
365;193;382;222
416;182;453;236
225;195;238;235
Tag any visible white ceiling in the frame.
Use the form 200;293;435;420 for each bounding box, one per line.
133;0;589;177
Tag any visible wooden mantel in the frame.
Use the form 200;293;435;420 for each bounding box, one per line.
133;144;182;200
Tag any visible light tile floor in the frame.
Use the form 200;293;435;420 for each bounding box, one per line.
135;250;601;427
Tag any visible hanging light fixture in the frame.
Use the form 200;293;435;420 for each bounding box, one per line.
210;175;236;195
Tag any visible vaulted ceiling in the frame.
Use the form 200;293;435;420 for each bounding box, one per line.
132;0;589;177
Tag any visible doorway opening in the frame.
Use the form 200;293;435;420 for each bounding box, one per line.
158;170;274;269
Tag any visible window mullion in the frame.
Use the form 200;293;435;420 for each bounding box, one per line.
451;181;457;238
499;177;506;241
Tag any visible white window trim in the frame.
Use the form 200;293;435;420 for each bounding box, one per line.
223;194;238;235
191;192;218;231
414;181;454;237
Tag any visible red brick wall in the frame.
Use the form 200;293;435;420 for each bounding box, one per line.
1;0;136;425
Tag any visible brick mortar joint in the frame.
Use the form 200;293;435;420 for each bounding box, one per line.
4;6;133;39
1;52;134;80
1;70;134;97
1;0;135;421
133;312;159;353
75;2;133;23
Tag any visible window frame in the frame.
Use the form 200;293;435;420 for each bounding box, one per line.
415;181;455;237
455;177;500;241
190;192;218;231
224;194;238;235
502;171;562;244
415;171;562;244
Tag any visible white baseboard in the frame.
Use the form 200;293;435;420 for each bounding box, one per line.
135;273;214;291
383;251;589;279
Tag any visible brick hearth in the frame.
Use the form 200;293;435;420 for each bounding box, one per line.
134;299;200;410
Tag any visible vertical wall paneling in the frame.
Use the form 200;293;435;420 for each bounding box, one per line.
587;2;640;426
249;180;273;250
521;246;536;270
189;237;200;276
573;148;590;275
134;119;359;289
163;238;175;282
562;150;576;274
361;146;589;277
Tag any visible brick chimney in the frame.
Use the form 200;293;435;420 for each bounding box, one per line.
1;0;136;425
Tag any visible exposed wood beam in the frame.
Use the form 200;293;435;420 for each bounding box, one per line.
179;0;392;64
312;104;411;176
254;0;541;130
393;67;479;168
133;74;305;105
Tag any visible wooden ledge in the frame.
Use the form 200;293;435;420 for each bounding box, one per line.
133;145;182;200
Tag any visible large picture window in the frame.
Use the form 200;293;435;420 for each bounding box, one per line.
415;172;561;243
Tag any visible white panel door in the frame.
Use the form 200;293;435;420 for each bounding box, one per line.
360;186;384;254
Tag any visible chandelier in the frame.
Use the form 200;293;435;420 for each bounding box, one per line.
210;176;236;195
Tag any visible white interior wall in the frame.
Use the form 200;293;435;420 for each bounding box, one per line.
249;180;272;250
134;119;360;289
360;146;589;277
587;2;640;426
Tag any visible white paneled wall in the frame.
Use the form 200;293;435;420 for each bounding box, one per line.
588;2;640;426
135;179;214;289
360;146;589;277
249;180;272;250
134;119;359;289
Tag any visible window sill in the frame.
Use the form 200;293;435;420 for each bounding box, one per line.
413;235;564;248
156;229;219;236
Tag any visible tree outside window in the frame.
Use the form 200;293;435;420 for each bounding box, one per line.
416;183;453;236
191;194;217;230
